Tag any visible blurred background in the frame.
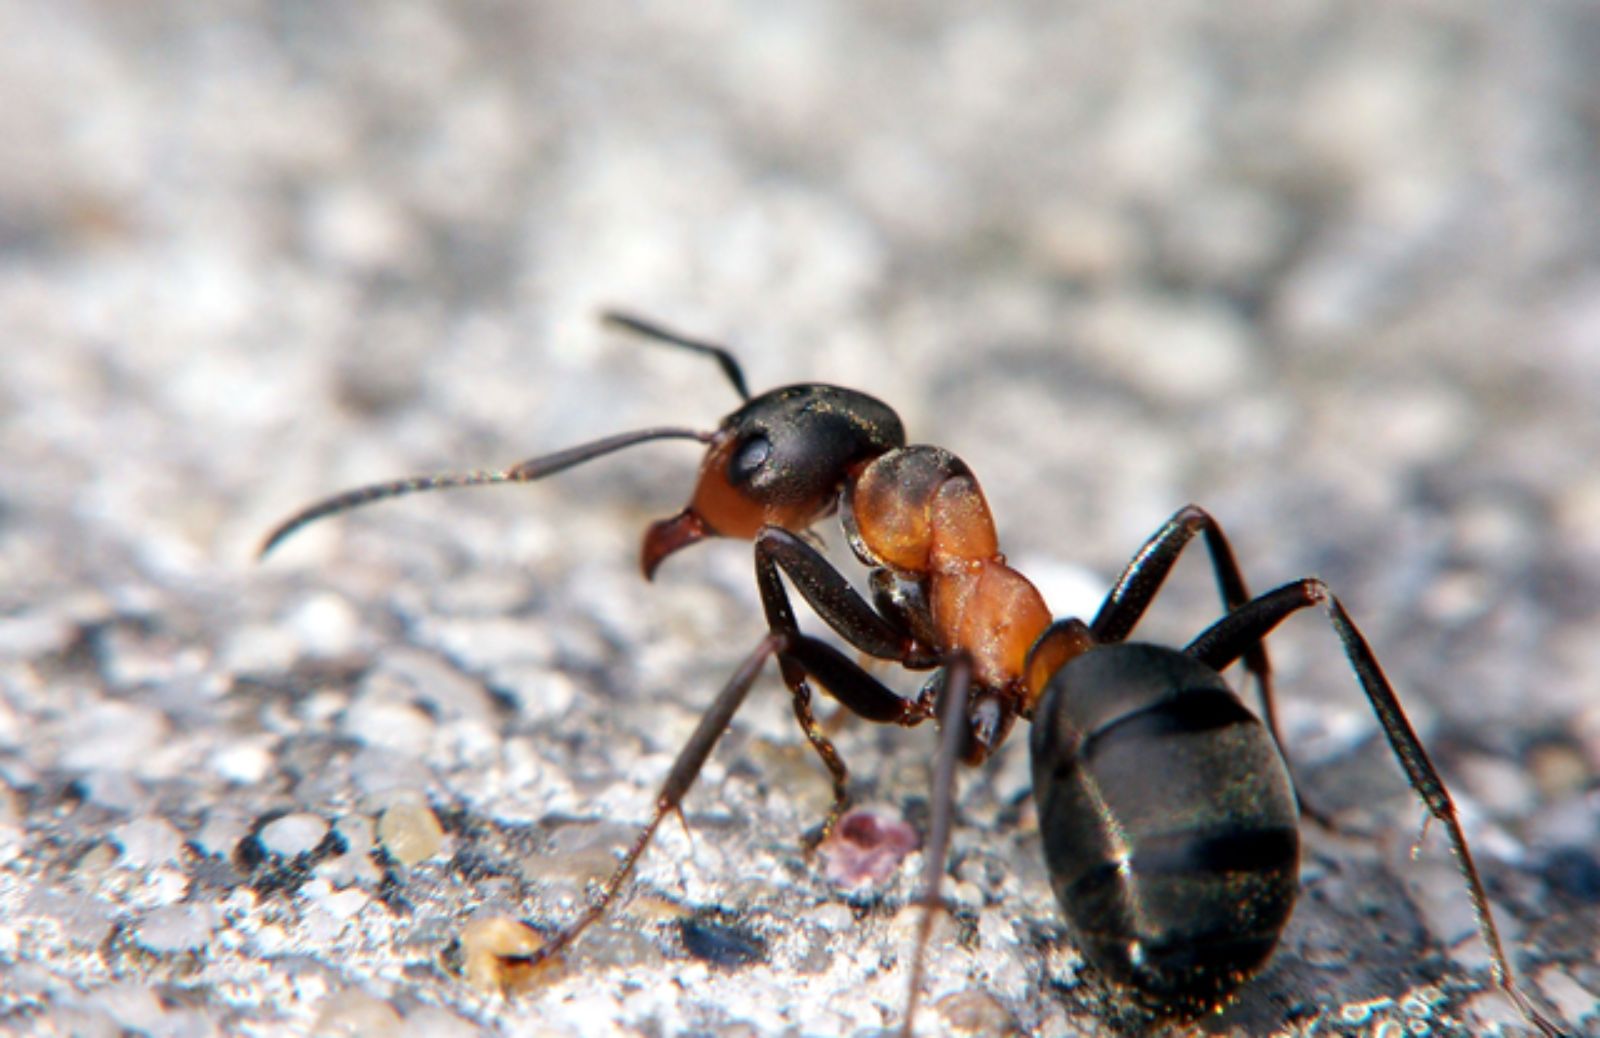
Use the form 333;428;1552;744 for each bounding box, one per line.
1;2;1597;1036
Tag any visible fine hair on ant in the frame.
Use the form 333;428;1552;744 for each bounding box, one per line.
261;312;1566;1037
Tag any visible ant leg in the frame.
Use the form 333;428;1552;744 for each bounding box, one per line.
1090;505;1333;824
1188;580;1567;1038
756;527;935;664
900;653;973;1038
773;632;940;845
517;633;782;971
754;528;936;844
1092;505;1270;719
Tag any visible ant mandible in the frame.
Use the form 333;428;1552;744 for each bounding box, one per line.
260;312;1565;1037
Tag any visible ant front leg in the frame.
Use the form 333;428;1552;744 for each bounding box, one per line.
1187;580;1568;1038
754;526;939;844
516;634;782;971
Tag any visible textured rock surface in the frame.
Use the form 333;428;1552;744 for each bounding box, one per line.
2;2;1598;1036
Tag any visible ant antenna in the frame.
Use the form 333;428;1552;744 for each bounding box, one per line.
258;426;713;558
601;310;751;401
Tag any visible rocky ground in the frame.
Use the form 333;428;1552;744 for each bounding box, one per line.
2;2;1598;1036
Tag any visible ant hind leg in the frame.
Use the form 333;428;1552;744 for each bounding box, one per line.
1187;579;1568;1038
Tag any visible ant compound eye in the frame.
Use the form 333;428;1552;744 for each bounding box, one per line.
728;434;772;485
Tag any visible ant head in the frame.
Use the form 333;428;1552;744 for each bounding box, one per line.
642;385;905;578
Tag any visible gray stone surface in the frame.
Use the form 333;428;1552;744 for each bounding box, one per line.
2;2;1598;1036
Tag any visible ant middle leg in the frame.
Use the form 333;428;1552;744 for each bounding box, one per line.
1186;579;1566;1038
1091;504;1334;824
1092;504;1273;720
899;652;974;1038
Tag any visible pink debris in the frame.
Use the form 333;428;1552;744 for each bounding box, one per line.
818;807;921;888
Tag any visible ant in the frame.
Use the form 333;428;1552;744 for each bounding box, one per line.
260;312;1566;1037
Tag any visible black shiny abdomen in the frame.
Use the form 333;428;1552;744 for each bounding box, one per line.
1030;643;1299;1008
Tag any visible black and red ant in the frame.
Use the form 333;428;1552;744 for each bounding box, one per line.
261;312;1565;1037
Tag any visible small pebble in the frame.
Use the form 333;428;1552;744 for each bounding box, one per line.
72;769;146;812
0;823;19;868
284;593;360;658
934;988;1015;1036
396;1006;478;1038
24;886;115;948
313;989;403;1036
258;813;330;858
87;982;165;1032
1457;753;1536;817
307;883;368;921
193;808;253;859
112;817;185;869
317;815;381;887
377;799;445;866
75;841;117;880
364;648;497;725
341;698;434;756
208;740;276;785
1526;741;1588;800
459;916;551;994
889;900;957;948
0;608;74;658
61;703;169;772
304;180;416;276
219;623;300;674
134;903;218;955
806;902;854;933
0;695;18;753
350;747;429;802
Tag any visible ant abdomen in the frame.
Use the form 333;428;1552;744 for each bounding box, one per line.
1030;642;1300;1008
